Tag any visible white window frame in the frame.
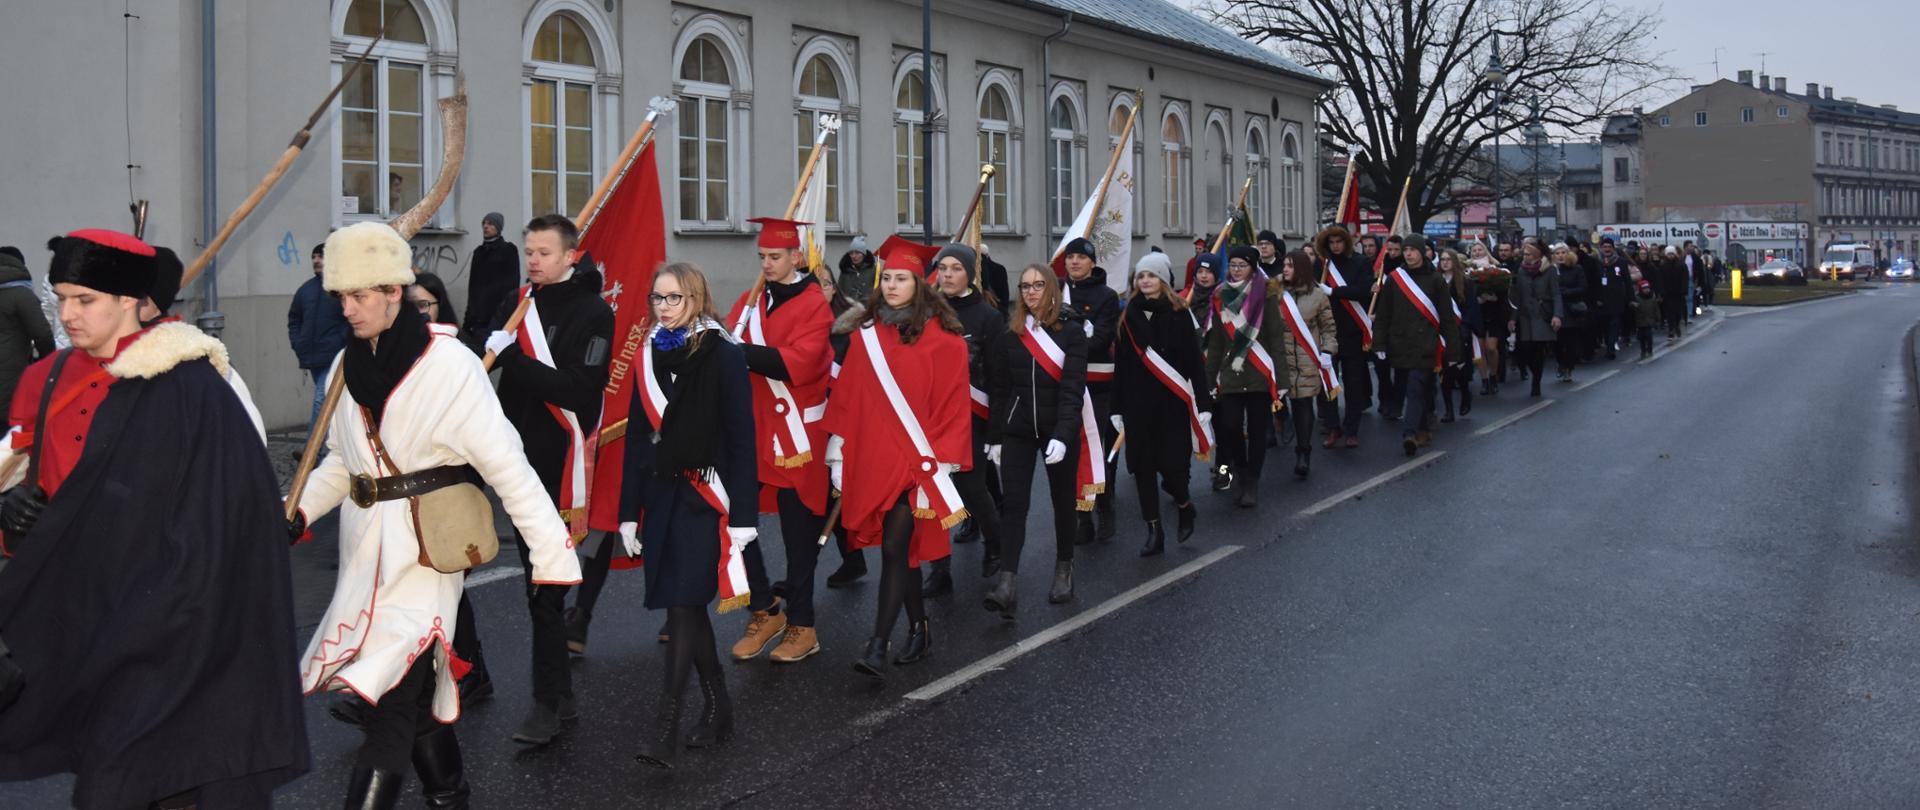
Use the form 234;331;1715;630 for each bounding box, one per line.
521;1;621;224
893;53;947;234
671;16;752;232
1109;92;1146;236
1696;111;1709;127
328;0;459;230
1246;116;1271;233
974;68;1022;234
1777;105;1790;118
794;36;859;233
1159;101;1192;235
1280;125;1304;236
1204;110;1232;223
1046;82;1087;236
1740;107;1754;123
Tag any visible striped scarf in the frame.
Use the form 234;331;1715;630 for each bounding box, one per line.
1212;272;1266;371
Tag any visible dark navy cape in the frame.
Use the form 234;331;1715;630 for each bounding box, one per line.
0;357;308;809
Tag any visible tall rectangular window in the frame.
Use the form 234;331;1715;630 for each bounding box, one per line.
895;69;930;230
1047;97;1078;233
1695;111;1709;127
530;79;594;219
1741;107;1754;123
1615;200;1630;220
342;61;425;217
978;85;1014;230
1613;157;1628;182
677;36;735;227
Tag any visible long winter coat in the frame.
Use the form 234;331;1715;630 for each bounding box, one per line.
298;324;582;722
488;267;615;507
1270;279;1338;399
1113;294;1211;469
1320;250;1376;359
1555;260;1590;329
947;289;1006;445
1510;265;1564;343
287;274;348;370
1371;264;1458;371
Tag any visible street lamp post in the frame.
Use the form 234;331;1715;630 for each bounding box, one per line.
1484;38;1506;244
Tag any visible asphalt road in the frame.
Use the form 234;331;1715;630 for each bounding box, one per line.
9;286;1920;808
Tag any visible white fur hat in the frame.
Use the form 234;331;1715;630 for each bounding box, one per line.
323;221;415;292
1134;250;1173;286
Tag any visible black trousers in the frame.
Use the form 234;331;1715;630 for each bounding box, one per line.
997;432;1080;572
1288;395;1316;450
1322;353;1373;436
951;440;1004;556
1661;298;1685;334
1637;326;1654;355
1517;341;1550;389
513;531;571;707
1393;367;1437;435
1214;391;1274;481
453;591;483;666
742;487;826;626
1372;354;1395;412
1555;325;1583;374
356;654;439;773
1129;424;1192;523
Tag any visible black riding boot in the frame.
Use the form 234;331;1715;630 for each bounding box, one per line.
1139;520;1166;557
634;695;684;769
411;726;470;810
343;767;404;810
683;674;734;749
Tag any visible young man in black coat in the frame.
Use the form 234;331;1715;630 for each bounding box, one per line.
1058;237;1121;542
1315;226;1375;448
926;243;1007;595
462;211;521;343
481;214;614;745
1596;238;1633;359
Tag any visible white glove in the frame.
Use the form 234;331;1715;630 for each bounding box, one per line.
1043;439;1067;465
1198;412;1213;432
829;460;843;493
619;521;641;557
986;444;1003;465
1374;351;1387;361
826;435;845;492
726;526;757;555
484;330;516;356
1318;352;1333;369
1110;414;1124;434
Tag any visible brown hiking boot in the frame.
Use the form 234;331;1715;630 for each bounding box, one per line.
768;626;820;663
730;607;787;661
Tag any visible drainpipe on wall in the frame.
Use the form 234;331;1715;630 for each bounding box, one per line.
1040;13;1072;230
198;0;225;337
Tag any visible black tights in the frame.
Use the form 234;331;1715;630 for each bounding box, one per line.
871;494;925;641
661;606;720;702
1288;396;1315;449
1518;342;1550;390
573;531;618;617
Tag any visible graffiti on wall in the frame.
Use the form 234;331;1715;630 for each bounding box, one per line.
410;243;464;281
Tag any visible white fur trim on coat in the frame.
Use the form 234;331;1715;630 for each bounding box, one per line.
106;321;232;380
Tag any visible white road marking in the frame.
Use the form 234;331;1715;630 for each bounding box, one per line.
1298;452;1446;517
465;566;524;589
904;545;1244;703
1472;399;1557;436
1572;368;1621;391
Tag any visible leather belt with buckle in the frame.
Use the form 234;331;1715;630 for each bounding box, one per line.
349;465;478;508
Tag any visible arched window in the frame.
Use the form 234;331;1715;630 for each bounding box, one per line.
524;3;619;222
332;0;456;226
1161;104;1190;234
1281;128;1303;235
1046;86;1085;233
794;41;855;230
673;16;750;230
975;72;1021;232
894;56;945;231
1205;113;1231;221
1246;121;1271;233
1110;94;1145;236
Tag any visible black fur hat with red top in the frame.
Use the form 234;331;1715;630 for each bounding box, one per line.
45;228;158;299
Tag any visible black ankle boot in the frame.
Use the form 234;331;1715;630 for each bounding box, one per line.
634;695;685;769
683;675;734;749
1074;512;1095;546
981;546;1001;579
1211;464;1234;492
1047;560;1074;604
1294;450;1310;479
895;620;932;665
984;571;1017;619
920;557;953;598
410;726;470;809
1460;385;1473;416
1176;503;1197;544
954;517;980;544
853;637;890;679
826;551;868;588
563;606;590;656
1139;520;1166;557
1095;496;1118;542
344;766;404;810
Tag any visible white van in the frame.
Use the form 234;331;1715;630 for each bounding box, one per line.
1817;243;1878;280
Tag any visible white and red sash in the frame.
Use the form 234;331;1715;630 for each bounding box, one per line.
1387;269;1447;369
1321;261;1374;346
1018;317;1107;509
1122;318;1214;459
638;321;751;612
731;288;814;468
515;286;591;542
1278;290;1342;398
858;325;968;528
1447;297;1485;368
969;385;990;421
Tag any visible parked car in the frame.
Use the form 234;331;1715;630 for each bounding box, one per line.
1743;258;1806;286
1888;258;1914;281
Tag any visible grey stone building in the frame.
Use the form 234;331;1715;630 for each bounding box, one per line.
1639;70;1920;261
0;0;1329;430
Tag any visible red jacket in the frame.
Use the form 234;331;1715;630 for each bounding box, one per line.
822;319;969;567
725;280;833;514
8;331;149;498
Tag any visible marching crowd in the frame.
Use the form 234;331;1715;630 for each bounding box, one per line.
0;206;1723;809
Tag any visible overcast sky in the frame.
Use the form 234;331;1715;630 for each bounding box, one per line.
1191;0;1920;115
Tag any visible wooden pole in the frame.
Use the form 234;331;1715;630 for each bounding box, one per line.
1332;151;1358;230
951;163;997;238
1051;89;1143;266
181;34;383;290
746;114;840;303
574;97;676;239
1209;174;1256;254
284;371;346;523
1364;175;1417;330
